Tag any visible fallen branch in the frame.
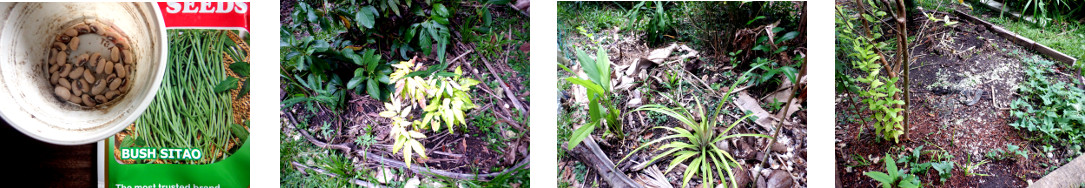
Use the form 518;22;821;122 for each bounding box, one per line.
479;56;528;117
291;161;391;188
568;136;645;188
448;49;475;69
285;112;530;181
757;61;807;180
460;56;526;133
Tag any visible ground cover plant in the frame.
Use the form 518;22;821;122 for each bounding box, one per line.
279;0;529;186
558;2;807;187
835;0;1085;186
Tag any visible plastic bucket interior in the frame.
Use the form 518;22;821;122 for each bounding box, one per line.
0;2;167;145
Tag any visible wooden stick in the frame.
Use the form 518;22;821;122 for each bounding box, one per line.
568;136;645;188
479;56;528;116
896;0;911;141
758;61;807;172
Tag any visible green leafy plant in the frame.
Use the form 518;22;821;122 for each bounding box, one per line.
931;160;954;183
378;59;481;168
388;60;480;134
836;6;906;143
963;158;991;177
563;45;623;149
318;152;355;177
355;124;377;159
320;121;334;139
409;3;453;62
989;144;1030;161
346;48;393;100
417;66;480;133
897;145;931;174
626;1;674;46
751;26;800;56
1007;144;1029;160
616;75;770;188
865;155;921;188
1010;56;1085;148
749;57;801;87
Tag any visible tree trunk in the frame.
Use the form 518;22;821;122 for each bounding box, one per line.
894;0;910;141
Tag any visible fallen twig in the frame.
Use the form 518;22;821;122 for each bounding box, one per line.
448;49;474;69
479;56;528;117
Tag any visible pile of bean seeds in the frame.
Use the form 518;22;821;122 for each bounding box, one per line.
48;21;135;107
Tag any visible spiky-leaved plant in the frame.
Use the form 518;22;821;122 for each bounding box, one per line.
617;76;770;188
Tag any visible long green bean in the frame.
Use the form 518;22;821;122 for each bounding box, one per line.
133;30;237;164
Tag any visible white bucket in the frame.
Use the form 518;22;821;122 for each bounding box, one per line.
0;2;166;145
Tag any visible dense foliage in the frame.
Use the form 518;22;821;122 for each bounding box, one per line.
835;4;906;143
1010;56;1085;148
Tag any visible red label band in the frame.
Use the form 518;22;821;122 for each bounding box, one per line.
157;2;250;31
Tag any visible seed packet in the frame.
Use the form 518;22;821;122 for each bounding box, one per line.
103;2;249;188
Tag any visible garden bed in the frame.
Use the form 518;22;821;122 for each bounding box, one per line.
835;2;1082;187
279;1;530;186
557;2;807;187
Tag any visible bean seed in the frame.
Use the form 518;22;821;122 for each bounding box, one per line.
57;35;71;43
90;53;100;63
68;36;80;51
49;63;59;73
123;49;133;64
105;90;117;99
69;67;83;79
121;79;129;91
80;79;89;93
95;58;105;73
83;69;95;83
74;23;89;34
54;86;71;100
104;60;114;74
52;42;67;51
72;83;83;96
63;28;77;37
76;53;89;66
56;51;67;65
91;80;105;95
69;94;81;104
102;29;116;41
111;47;120;62
91;23;104;34
116;63;126;78
50;72;59;84
109;78;121;90
59;64;71;76
59;78;71;89
82;94;94;106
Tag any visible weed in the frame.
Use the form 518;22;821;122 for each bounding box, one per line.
931;160;954;183
1010;56;1085;148
865;154;922;188
472;110;508;154
563;45;623;149
897;146;931;174
963;158;991;177
618;74;770;188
